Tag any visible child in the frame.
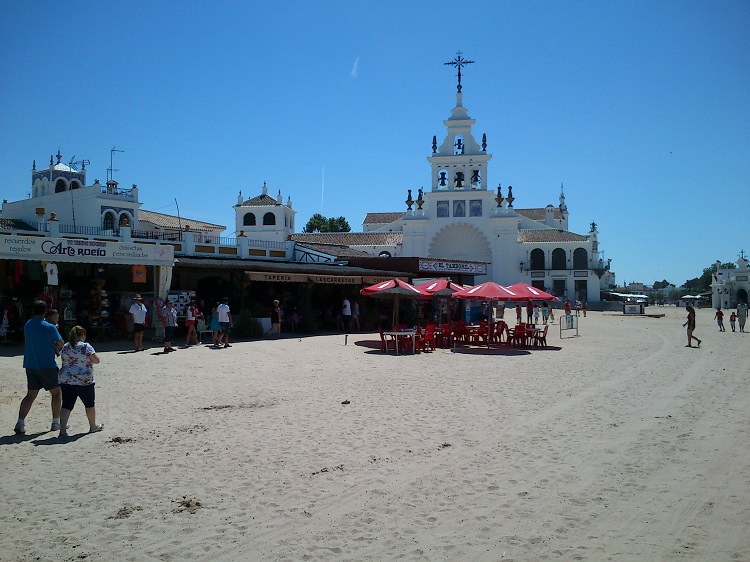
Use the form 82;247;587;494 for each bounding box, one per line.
533;304;540;325
714;308;725;332
729;311;737;332
58;326;103;436
515;304;522;324
45;309;59;328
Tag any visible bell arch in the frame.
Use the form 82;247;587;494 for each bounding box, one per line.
263;212;276;226
243;212;256;226
428;223;491;263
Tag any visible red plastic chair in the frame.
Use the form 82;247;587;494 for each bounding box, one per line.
422;324;437;351
533;325;549;347
378;327;394;353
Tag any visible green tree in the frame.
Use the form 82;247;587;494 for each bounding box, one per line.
653;279;671;290
303;213;351;233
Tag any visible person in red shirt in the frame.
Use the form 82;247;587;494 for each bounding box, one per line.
714;309;725;332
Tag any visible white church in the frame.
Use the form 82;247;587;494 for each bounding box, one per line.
289;54;615;301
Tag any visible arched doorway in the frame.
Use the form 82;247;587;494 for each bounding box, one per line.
429;223;492;264
737;288;748;304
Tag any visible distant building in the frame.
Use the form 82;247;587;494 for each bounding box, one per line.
711;254;750;309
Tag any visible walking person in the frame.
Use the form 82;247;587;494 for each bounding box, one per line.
185;300;199;346
266;299;282;338
342;297;352;332
209;302;221;345
737;301;747;332
128;294;147;352
714;308;725;332
526;301;534;323
14;300;64;434
729;311;737;332
351;300;360;331
160;300;177;353
216;297;233;348
684;305;701;348
58;326;103;436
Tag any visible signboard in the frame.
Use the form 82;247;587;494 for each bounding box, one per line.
0;236;174;266
308;275;361;284
623;303;644;315
246;272;308;283
560;313;579;338
418;258;487;275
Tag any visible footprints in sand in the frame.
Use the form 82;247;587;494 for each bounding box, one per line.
109;505;143;519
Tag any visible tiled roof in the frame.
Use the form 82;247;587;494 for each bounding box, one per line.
363;212;404;225
293;242;373;258
138;209;225;232
239;194;283;207
290;232;403;246
0;218;38;231
515;207;563;221
519;229;589;243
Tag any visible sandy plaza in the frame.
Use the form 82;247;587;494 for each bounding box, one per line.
0;306;748;561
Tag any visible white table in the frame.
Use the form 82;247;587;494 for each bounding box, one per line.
383;330;416;355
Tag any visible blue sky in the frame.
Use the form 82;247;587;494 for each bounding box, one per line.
2;1;748;286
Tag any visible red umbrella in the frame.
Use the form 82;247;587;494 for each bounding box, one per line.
505;282;560;302
452;281;521;301
451;282;524;347
419;279;466;297
360;279;429;326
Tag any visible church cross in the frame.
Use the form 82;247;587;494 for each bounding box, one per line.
444;51;474;92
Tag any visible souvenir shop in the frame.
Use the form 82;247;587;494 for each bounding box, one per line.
0;236;174;342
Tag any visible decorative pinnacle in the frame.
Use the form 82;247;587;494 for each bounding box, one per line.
444;51;474;92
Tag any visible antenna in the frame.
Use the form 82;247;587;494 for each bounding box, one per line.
107;146;124;182
174;198;183;232
67;156;90;230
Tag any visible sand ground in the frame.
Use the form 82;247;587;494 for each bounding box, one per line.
0;306;748;561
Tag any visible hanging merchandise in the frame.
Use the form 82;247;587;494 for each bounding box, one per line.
45;263;59;286
132;264;147;284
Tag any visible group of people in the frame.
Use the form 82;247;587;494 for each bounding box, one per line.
514;301;556;325
713;302;747;333
128;295;234;353
14;300;103;437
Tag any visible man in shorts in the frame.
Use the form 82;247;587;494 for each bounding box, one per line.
14;300;64;434
129;294;147;351
216;297;233;348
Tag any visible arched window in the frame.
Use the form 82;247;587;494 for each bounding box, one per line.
243;212;256;226
55;178;67;193
70;180;82;190
573;248;588;269
379;251;391;258
118;213;130;227
530;248;545;270
263;212;276;226
551;248;567;270
102;212;115;231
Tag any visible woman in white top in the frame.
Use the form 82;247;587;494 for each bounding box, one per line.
58;326;103;436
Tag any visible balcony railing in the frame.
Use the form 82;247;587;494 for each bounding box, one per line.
131;229;183;242
100;185;133;197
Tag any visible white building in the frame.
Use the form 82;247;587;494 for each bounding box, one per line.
290;71;614;301
711;254;750;309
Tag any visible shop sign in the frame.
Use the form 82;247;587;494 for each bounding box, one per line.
308;275;362;284
0;236;174;266
246;272;308;282
418;258;487;275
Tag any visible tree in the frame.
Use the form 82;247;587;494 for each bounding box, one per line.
683;262;737;293
303;213;351;233
653;279;671;290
